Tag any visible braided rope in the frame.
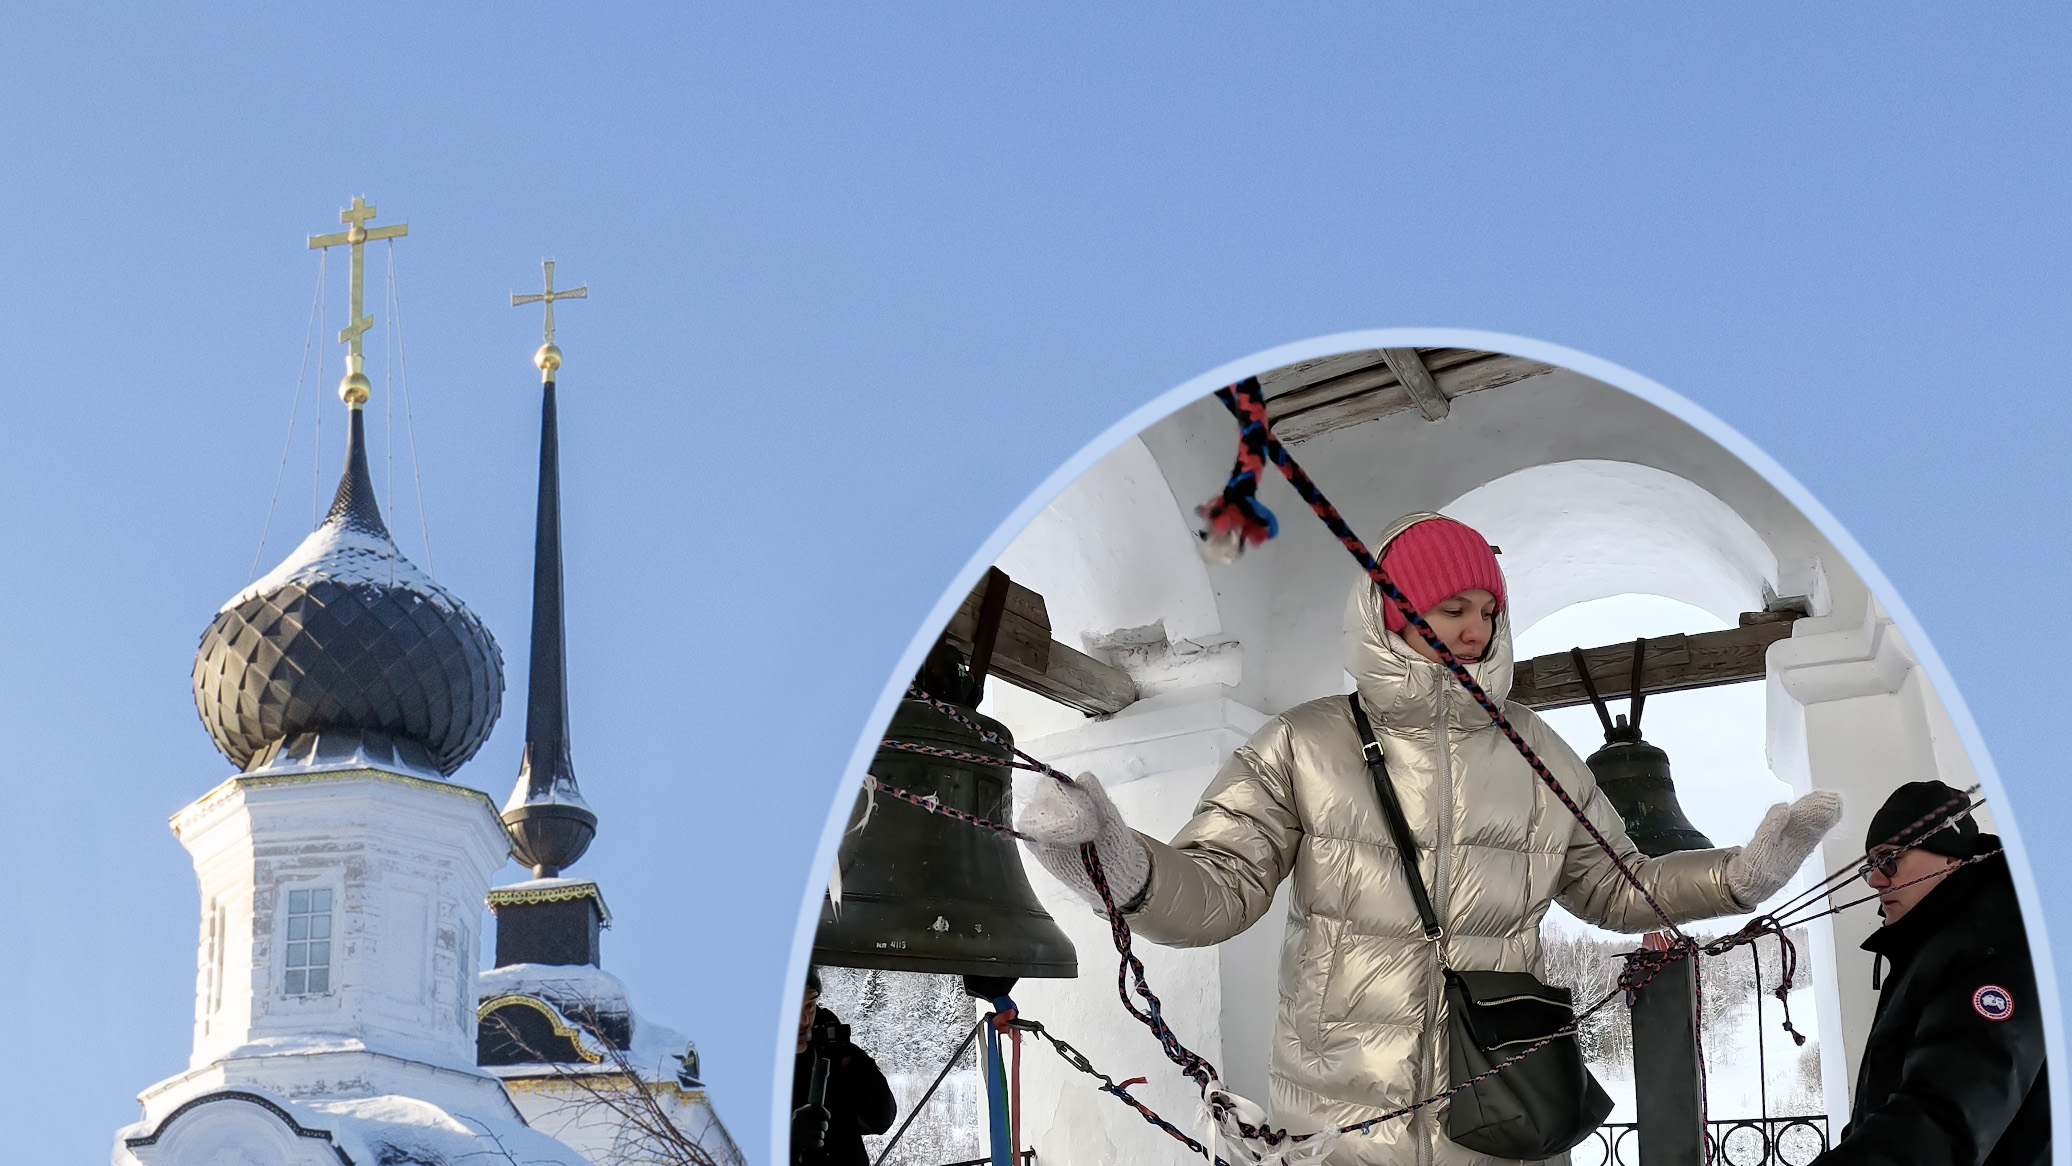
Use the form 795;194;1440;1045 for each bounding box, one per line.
859;775;1025;838
1770;785;1981;922
902;685;1077;783
1777;846;2005;930
1212;378;1683;936
879;738;1066;776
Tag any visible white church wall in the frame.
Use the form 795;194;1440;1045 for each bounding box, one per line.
1011;760;1231;1166
124;1095;348;1166
993;435;1224;650
151;768;519;1131
1444;460;1778;630
975;686;1269;1166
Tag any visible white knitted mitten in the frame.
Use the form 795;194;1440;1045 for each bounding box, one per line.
1018;772;1151;912
1726;790;1844;908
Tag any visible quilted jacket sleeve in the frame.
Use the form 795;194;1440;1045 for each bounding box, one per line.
1123;716;1304;948
1520;708;1746;932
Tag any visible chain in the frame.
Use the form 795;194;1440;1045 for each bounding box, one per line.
1023;1019;1231;1166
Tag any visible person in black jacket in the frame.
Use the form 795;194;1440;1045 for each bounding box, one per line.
1814;781;2047;1166
792;968;898;1166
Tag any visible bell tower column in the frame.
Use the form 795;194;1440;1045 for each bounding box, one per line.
1005;683;1270;1166
1767;593;1984;1117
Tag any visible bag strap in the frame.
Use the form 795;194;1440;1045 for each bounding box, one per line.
1348;694;1444;942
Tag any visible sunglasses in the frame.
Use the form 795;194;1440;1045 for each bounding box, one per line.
1857;846;1902;883
1858;816;1968;883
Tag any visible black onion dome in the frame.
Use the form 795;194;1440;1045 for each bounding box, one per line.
193;408;504;776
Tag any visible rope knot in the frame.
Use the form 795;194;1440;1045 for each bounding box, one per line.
1195;381;1279;564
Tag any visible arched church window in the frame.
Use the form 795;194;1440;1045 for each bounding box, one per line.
282;887;333;996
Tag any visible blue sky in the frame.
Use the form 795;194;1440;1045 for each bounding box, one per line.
6;6;2072;1162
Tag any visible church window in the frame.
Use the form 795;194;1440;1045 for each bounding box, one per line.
283;887;333;995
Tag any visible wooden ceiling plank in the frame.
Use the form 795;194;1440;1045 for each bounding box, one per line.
1381;347;1450;422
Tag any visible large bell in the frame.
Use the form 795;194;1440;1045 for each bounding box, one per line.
812;691;1078;979
1573;640;1714;857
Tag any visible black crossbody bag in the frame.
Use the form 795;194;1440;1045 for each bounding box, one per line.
1348;694;1612;1159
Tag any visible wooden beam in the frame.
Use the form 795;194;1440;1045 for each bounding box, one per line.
1266;350;1558;443
941;577;1138;716
1263;347;1492;419
1380;347;1449;421
1507;614;1800;711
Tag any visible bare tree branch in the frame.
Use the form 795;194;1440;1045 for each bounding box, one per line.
482;1006;729;1166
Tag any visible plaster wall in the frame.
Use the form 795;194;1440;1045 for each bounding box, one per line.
997;687;1270;1166
169;770;510;1074
1013;763;1228;1166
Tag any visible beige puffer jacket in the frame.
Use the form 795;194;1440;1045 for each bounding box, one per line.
1126;513;1748;1166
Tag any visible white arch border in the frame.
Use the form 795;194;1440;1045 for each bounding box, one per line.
777;329;2064;1163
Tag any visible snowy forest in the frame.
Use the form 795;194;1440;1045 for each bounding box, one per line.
1539;924;1825;1122
816;967;985;1166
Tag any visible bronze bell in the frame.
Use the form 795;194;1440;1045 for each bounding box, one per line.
1572;640;1714;857
812;582;1077;979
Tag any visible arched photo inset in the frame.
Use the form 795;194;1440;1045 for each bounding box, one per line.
797;339;2051;1166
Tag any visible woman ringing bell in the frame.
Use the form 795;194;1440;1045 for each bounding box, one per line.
1019;511;1842;1166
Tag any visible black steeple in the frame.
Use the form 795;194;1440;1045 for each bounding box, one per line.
501;373;599;879
327;407;390;537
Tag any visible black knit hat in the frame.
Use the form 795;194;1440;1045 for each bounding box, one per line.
806;966;822;995
1865;780;1978;858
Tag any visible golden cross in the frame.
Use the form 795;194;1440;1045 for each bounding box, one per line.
308;196;408;404
512;260;587;346
512;260;587;381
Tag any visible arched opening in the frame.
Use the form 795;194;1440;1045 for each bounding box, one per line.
1518;594;1824;1126
812;346;2019;1166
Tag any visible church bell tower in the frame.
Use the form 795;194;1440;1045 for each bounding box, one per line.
116;199;588;1166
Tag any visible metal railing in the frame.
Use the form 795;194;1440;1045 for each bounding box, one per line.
1573;1116;1831;1166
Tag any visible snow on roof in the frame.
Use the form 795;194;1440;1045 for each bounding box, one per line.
480;962;631;1015
501;770;592;813
308;1093;590;1166
223;517;463;615
478;963;701;1085
114;1086;592;1166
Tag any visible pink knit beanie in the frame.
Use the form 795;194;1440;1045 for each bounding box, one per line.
1378;517;1506;633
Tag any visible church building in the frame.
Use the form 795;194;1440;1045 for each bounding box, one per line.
113;201;742;1166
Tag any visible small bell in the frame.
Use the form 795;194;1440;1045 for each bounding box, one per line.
1573;640;1714;857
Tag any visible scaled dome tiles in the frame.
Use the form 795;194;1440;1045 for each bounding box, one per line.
193;414;503;777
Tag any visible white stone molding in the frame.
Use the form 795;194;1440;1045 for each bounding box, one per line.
1020;684;1269;787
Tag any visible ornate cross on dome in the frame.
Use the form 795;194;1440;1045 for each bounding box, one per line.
308;196;408;406
512;260;586;381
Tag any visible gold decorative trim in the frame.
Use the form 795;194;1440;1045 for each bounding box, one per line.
173;768;500;833
486;880;613;924
497;1073;709;1099
477;994;605;1064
